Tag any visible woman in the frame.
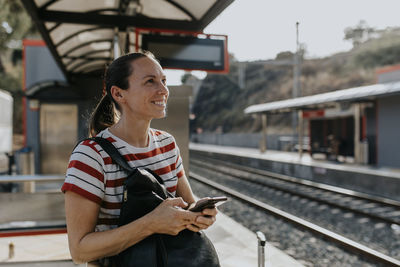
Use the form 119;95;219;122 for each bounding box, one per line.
62;52;217;265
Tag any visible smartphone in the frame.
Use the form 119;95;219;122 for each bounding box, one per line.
187;196;228;212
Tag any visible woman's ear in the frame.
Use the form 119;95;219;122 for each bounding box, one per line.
110;85;125;104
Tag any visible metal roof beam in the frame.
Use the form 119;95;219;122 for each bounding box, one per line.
38;0;60;10
54;26;111;47
197;0;235;29
37;10;202;31
21;0;70;81
61;39;113;57
165;0;197;21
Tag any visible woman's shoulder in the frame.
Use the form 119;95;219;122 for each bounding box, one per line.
150;128;169;136
72;129;112;157
71;138;104;160
150;128;175;142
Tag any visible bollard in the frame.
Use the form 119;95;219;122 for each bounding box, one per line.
9;242;14;259
256;231;266;267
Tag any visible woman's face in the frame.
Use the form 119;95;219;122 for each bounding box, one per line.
120;56;169;121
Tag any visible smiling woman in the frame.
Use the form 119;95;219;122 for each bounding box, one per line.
61;52;220;266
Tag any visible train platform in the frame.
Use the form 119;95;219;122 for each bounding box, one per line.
0;210;303;267
190;143;400;201
205;211;303;267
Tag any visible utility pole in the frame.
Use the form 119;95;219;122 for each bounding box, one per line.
292;22;301;150
238;62;246;89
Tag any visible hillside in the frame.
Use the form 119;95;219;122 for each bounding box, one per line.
190;28;400;134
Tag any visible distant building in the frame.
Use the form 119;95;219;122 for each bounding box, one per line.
245;64;400;169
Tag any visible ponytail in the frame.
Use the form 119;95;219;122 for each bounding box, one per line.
88;94;118;137
88;51;156;137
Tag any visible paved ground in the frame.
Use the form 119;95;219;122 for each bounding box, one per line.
0;211;304;267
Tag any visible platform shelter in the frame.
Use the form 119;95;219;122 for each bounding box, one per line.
245;66;400;169
20;0;233;174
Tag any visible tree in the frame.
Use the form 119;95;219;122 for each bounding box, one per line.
344;20;375;48
0;0;38;134
275;51;293;60
0;0;37;72
0;1;36;48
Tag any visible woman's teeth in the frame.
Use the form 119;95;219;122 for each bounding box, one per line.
153;101;165;106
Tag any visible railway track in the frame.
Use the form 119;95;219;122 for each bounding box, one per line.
189;157;400;266
190;156;400;225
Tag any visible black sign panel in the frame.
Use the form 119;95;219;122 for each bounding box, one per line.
141;34;226;71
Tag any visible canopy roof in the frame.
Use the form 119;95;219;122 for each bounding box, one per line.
244;81;400;114
21;0;233;79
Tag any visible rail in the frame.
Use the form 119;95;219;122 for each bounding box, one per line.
190;171;400;267
191;158;400;225
0;175;65;183
0;174;65;193
192;155;400;207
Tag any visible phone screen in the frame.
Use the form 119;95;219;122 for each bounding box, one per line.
188;196;228;212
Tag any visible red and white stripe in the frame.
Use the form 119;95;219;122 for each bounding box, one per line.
62;128;184;232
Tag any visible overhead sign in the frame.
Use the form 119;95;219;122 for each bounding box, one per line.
303;107;354;119
137;28;229;73
302;110;325;118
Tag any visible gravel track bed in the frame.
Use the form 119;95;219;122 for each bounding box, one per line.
190;179;376;267
189;166;397;267
190;163;400;260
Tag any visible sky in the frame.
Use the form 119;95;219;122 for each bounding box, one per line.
165;0;400;85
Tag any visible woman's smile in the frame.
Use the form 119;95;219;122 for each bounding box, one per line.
151;99;166;107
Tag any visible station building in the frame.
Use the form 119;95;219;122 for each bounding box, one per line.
245;65;400;169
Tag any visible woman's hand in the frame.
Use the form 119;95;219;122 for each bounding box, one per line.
146;197;200;236
186;207;218;232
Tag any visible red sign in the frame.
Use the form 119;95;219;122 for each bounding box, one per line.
303;110;325;118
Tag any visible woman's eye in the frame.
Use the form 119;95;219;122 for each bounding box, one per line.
146;79;154;84
162;79;167;85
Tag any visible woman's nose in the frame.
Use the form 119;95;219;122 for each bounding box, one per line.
158;82;169;95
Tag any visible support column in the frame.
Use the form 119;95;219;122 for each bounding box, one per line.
260;113;267;153
113;31;120;59
354;103;361;163
238;62;246;89
151;85;192;173
298;110;303;158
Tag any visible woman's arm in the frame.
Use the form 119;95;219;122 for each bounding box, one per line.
175;174;196;204
65;191;198;264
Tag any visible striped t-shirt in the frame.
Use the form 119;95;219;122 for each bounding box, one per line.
61;128;185;232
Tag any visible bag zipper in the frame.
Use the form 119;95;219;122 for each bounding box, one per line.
123;184;127;202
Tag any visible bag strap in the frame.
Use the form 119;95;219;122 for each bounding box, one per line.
93;138;169;267
92;137;169;187
91;137;134;173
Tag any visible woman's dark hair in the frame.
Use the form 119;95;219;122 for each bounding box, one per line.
89;51;155;137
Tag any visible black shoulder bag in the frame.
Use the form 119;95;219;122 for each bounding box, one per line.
92;137;220;267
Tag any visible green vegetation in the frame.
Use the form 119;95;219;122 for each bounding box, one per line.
355;45;400;68
0;0;38;133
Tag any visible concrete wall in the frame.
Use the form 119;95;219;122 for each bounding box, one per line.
191;133;306;151
377;95;400;168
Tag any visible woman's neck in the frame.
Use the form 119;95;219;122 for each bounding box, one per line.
109;116;151;148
